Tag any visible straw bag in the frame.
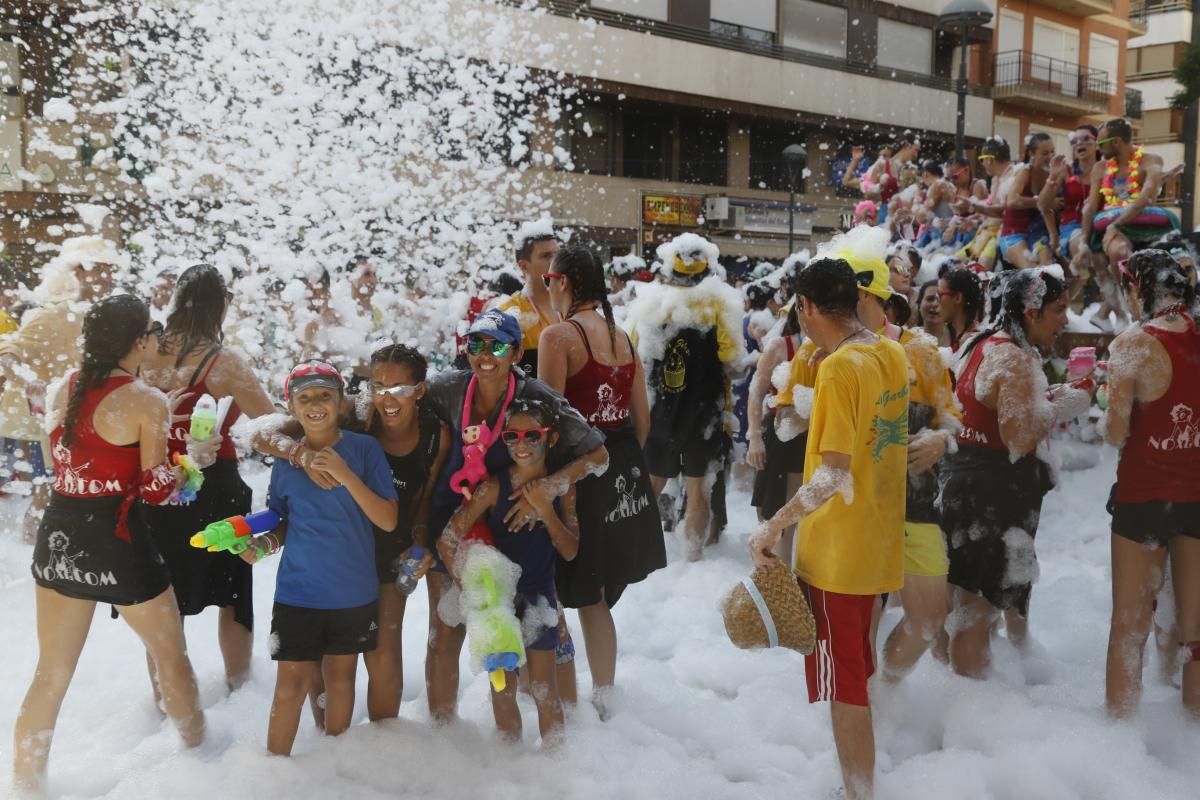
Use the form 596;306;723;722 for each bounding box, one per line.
722;557;816;655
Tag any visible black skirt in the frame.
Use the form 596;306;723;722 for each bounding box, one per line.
557;426;666;609
32;493;171;606
142;459;255;631
750;414;807;519
937;444;1054;616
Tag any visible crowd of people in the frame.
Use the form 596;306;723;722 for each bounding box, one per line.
2;117;1198;800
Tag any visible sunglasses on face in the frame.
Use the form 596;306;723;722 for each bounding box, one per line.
143;321;163;338
937;290;958;299
501;427;551;445
541;272;565;290
1068;134;1095;146
1096;136;1118;146
370;382;421;399
466;336;514;357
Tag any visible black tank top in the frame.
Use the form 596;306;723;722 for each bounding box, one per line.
380;411;441;539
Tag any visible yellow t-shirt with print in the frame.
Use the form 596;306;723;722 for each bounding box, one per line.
794;337;909;595
490;292;555;352
896;327;961;429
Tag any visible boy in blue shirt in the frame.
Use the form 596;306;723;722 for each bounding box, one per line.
245;360;398;756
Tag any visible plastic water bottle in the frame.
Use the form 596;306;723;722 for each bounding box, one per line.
190;394;218;441
394;546;426;596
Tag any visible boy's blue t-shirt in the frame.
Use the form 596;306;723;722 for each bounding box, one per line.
268;430;396;610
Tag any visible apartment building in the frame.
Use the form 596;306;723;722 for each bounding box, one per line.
985;0;1143;156
508;0;994;261
1;0;125;276
1126;0;1197;225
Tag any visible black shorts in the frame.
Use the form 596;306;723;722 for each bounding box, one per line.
375;528;415;585
270;600;379;662
1108;485;1200;547
938;446;1053;616
645;430;729;480
751;417;806;518
32;493;171;606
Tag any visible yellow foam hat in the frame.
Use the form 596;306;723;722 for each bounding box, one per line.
673;254;709;276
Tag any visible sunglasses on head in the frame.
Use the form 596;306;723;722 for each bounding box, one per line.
501;427;551;445
466;335;514;357
1118;258;1138;289
977;154;995;161
370;382;421;399
541;272;565;289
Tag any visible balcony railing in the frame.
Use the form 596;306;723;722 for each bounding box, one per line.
1125;87;1143;118
509;0;989;97
1143;0;1193;13
992;50;1112;112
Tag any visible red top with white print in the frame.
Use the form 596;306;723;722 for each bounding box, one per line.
562;320;636;431
50;375;143;498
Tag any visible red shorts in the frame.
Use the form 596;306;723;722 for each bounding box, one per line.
799;580;876;707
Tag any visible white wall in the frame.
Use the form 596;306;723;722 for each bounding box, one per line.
1128;9;1193;47
1129;77;1180;111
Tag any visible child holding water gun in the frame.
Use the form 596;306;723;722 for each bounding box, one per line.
241;360;398;756
439;399;579;745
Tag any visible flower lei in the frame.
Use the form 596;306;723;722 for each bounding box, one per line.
1100;146;1143;209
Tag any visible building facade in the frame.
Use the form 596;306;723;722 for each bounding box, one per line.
1127;0;1197;225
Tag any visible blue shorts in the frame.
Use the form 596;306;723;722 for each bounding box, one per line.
999;231;1048;255
516;588;559;651
1058;222;1082;259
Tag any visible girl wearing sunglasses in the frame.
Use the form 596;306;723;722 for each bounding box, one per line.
420;308;608;721
537;245;666;710
1038;125;1104;304
438;399;579;745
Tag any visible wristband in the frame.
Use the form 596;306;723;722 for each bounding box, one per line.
288;443;304;469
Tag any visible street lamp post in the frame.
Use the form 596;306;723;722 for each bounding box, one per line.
937;0;993;160
783;143;807;254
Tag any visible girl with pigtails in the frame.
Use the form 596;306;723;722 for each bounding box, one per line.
537;245;666;710
13;295;206;787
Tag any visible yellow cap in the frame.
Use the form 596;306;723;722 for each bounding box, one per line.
853;258;893;301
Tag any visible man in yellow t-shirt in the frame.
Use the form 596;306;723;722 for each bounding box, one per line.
750;256;908;800
489;227;560;377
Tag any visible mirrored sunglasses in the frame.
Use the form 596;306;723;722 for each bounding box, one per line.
466;336;514;357
370;382;421;398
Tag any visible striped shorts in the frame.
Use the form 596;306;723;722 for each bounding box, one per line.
798;580;876;707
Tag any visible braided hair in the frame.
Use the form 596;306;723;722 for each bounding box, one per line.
162;264;227;367
1125;249;1195;320
552;245;618;351
369;342;427;381
61;295;150;449
961;269;1066;357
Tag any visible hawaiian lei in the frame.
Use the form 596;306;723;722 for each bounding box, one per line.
1100;145;1143;209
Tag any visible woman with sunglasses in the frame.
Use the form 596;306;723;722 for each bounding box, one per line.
1039;126;1105;303
439;399;580;744
14;295;205;787
537;246;665;709
423;308;607;722
963;137;1016;270
140;264;277;695
358;344;449;720
999;133;1056;270
1101;249;1200;719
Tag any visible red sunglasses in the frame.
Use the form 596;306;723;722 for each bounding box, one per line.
501;427;551;445
541;272;565;289
1118;258;1138;289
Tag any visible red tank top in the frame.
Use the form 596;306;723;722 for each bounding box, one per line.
1060;174;1088;226
562;319;636;431
1001;172;1035;235
50;374;142;497
1115;318;1200;503
955;336;1008;452
879;160;899;204
168;349;241;461
766;335;799;411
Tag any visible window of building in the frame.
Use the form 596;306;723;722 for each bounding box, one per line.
1032;18;1081;96
566;105;615;175
678;115;728;186
877;18;932;75
1089;33;1119;95
997;9;1024;53
711;0;777;33
710;20;774;44
749;127;806;193
780;0;846;60
622;109;672;180
993;116;1021;156
590;0;668;21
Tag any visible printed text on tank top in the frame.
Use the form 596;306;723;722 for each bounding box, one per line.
50;374;142;498
955;336;1011;451
562;318;635;429
1115;313;1200;503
